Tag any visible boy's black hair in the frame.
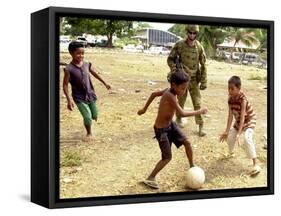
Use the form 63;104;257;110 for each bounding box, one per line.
68;41;84;53
169;70;189;85
228;75;241;88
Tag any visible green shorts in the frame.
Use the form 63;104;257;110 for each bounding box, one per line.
76;100;98;126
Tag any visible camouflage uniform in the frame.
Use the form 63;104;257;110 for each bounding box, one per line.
167;25;207;135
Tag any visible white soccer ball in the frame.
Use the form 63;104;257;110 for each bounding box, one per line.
186;166;205;189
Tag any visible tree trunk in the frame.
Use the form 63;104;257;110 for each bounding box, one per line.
231;40;238;61
107;33;113;48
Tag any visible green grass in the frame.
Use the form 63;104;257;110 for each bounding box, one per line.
248;74;267;81
61;151;82;167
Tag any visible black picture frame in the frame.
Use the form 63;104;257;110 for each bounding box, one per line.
31;6;274;208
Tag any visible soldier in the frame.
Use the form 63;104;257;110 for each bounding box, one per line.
167;24;207;136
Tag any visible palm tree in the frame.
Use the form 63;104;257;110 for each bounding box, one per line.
198;26;229;57
253;28;267;50
230;28;260;51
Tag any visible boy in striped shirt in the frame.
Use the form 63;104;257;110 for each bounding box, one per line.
220;76;261;175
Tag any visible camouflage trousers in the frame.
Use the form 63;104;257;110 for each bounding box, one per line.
176;79;203;125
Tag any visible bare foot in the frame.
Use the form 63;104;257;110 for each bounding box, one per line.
82;134;93;142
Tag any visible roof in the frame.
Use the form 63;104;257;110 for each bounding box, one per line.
217;39;260;49
136;28;181;39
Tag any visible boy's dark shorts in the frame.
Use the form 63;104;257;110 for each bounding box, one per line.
154;121;188;160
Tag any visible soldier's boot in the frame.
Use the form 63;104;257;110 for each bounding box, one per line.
199;123;206;137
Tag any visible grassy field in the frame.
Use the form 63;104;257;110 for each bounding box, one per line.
59;49;267;198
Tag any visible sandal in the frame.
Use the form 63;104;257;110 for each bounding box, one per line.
143;179;159;189
249;165;261;176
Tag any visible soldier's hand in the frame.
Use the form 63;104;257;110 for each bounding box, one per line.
200;83;207;90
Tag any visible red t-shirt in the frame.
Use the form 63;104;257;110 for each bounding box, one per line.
228;91;256;130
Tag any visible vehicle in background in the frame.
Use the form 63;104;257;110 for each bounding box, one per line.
231;52;243;62
60;40;71;51
95;39;108;47
123;44;143;53
76;36;96;47
75;37;88;47
59;36;71;51
216;50;231;60
241;53;259;65
223;51;231;60
241;53;267;68
144;46;170;55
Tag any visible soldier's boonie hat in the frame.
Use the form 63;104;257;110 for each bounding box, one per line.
186;25;199;33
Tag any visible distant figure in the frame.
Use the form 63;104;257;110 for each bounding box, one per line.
63;41;111;142
137;71;208;189
220;76;261;175
167;24;207;136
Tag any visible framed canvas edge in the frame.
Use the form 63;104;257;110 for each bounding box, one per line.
32;6;274;209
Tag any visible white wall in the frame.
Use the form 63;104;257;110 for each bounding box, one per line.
0;0;279;215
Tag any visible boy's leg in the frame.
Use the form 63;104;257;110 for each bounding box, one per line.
76;102;93;136
145;133;172;187
88;100;98;121
243;128;261;175
147;158;171;181
171;122;194;167
227;128;237;155
145;157;171;189
183;139;194;167
243;128;257;160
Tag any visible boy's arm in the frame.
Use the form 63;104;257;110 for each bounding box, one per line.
219;106;233;142
63;69;74;111
137;89;167;115
89;64;111;90
169;94;207;117
237;99;247;135
225;106;234;133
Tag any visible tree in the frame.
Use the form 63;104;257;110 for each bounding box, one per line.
63;18;98;36
134;22;152;30
198;26;229;57
168;24;186;38
229;28;260;51
62;17;133;47
102;20;134;47
253;28;267;50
